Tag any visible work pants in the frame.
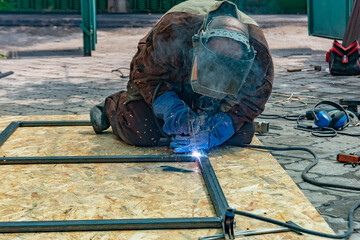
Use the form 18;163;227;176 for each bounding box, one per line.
105;91;255;147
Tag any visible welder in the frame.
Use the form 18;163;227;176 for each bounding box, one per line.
90;0;274;153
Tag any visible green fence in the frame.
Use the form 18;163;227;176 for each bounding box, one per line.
129;0;183;12
129;0;307;13
308;0;353;39
0;0;107;12
238;0;307;14
1;0;307;13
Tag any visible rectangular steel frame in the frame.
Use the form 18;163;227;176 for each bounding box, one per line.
0;121;229;233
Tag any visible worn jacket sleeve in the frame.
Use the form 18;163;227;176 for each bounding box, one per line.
129;13;202;106
226;24;274;132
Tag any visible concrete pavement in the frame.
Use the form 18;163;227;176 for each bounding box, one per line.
0;13;359;239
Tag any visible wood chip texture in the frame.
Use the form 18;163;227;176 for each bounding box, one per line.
0;115;334;239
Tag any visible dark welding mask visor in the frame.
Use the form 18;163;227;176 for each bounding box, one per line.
191;33;255;99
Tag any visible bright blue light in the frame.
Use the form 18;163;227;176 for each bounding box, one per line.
192;151;202;158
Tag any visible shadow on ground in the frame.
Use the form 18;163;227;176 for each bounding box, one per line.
6;48;83;59
271;48;327;58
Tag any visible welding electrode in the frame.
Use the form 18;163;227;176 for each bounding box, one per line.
190;119;197;151
187;110;197;151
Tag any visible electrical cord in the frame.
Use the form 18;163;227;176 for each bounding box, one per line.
258;113;300;121
200;142;360;239
226;143;360;239
271;92;320;102
239;144;360;191
111;67;130;78
258;92;310;120
232;203;359;239
295;126;340;137
270;92;309;108
296;114;360;137
339;131;360;136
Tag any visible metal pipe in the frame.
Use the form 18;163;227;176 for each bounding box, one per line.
198;157;229;217
19;121;92;127
0;121;20;147
0;155;196;165
0;155;228;234
0;120;230;234
0;217;222;233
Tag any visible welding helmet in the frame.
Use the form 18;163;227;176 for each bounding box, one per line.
190;2;256;99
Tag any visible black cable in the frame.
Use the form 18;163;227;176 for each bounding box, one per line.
226;143;360;239
296;114;360;137
258;113;300;121
232;202;360;239
295;114;336;137
311;128;338;137
295;125;338;137
337;131;360;137
111;67;130;78
240;144;360;191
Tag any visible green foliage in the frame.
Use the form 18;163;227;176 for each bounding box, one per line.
0;54;7;59
0;0;17;11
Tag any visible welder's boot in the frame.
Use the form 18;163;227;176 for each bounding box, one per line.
90;101;110;134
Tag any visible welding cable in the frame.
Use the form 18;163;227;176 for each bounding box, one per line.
295;114;337;137
211;143;360;239
111;67;130;78
337;131;360;136
232;201;360;239
258;113;301;121
152;79;171;139
295;114;360;137
295;125;338;137
239;144;360;191
295;126;360;137
271;93;308;108
229;144;360;238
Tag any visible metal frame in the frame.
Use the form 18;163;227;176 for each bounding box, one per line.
0;121;229;233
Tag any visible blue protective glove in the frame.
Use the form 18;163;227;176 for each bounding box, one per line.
170;112;235;153
153;91;200;136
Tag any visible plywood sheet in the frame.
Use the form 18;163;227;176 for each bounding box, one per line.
0;115;334;239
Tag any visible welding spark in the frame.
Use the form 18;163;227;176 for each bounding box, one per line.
192;150;203;162
192;151;202;158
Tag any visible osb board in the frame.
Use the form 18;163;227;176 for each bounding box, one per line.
0;115;172;157
208;146;335;237
0;115;334;239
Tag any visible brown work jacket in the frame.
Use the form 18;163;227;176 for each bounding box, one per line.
127;0;274;132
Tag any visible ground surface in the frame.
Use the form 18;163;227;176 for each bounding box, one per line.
0;13;359;239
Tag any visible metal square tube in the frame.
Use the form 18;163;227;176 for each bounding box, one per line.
0;121;230;233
